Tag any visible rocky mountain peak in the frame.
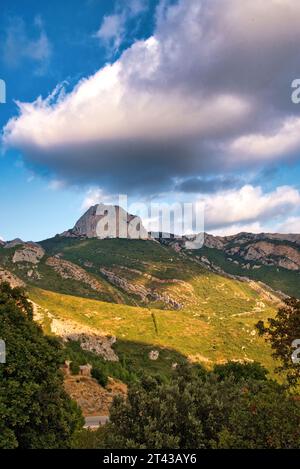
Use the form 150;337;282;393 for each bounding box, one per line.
62;203;149;240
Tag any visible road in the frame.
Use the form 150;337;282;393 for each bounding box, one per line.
84;415;109;429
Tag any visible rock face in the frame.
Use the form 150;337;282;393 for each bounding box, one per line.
62;203;149;240
4;238;23;249
50;317;119;362
0;268;25;288
180;232;300;272
100;267;183;309
12;243;45;265
46;256;107;292
205;233;300;271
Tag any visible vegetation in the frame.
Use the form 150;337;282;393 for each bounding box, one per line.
102;364;300;449
191;246;300;298
29;286;277;376
91;365;109;387
63;339;162;384
257;297;300;386
0;283;83;449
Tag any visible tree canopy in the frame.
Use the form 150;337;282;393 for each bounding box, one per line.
0;282;83;449
256;297;300;386
102;364;300;449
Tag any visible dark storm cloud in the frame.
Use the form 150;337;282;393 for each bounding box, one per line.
175;176;240;194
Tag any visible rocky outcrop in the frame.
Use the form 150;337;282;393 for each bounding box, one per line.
180;232;300;272
50;317;119;361
238;241;300;270
46;256;106;292
100;267;182;309
62;203;149;240
0;268;25;288
12;243;45;265
4;238;23;249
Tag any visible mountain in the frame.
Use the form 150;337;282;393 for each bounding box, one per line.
61;203;148;240
0;203;299;384
181;232;300;298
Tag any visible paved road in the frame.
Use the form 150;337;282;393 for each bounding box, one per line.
84;415;109;429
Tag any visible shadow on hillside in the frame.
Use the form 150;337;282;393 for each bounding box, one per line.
112;338;189;380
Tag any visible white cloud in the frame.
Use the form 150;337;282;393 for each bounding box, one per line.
3;0;300;194
2;16;52;74
48;179;66;191
94;14;125;52
81;188;113;210
94;0;148;53
202;185;300;231
277;216;300;234
229;117;300;161
210;222;266;237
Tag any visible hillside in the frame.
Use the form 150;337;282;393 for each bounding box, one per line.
29;285;277;378
0;204;298;382
163;232;300;298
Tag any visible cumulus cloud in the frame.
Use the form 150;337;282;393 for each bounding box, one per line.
79;184;300;235
202;185;300;232
3;0;300;195
81;187;115;210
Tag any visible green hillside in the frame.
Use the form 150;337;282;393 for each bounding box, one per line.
1;238;283;379
190;246;300;298
29;284;277;379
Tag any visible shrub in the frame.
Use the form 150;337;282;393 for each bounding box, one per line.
92;366;109;387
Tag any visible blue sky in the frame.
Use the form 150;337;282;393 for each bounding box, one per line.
0;0;159;240
1;0;300;240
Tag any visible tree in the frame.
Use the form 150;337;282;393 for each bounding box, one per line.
212;361;268;382
256;297;300;386
102;364;300;449
104;371;205;449
214;380;300;449
0;282;84;449
92;365;109;387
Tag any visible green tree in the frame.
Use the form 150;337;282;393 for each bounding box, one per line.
214;380;300;449
103;364;300;449
212;361;268;382
0;282;84;449
91;365;108;387
104;372;204;449
256;297;300;385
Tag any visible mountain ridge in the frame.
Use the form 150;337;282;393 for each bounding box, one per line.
0;203;299;298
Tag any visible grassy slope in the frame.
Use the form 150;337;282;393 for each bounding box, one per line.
1;238;281;378
190;246;300;298
38;238;277;310
29;285;277;377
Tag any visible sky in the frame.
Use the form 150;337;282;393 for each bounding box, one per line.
1;0;300;241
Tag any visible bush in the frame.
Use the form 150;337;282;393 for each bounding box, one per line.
212;361;268;382
92;366;109;387
70;361;80;375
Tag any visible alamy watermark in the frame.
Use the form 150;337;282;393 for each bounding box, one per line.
0;79;6;104
0;339;6;364
291;339;300;364
291;79;300;104
95;195;205;249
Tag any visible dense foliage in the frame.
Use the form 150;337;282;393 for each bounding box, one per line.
257;297;300;385
0;283;83;449
102;364;300;449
